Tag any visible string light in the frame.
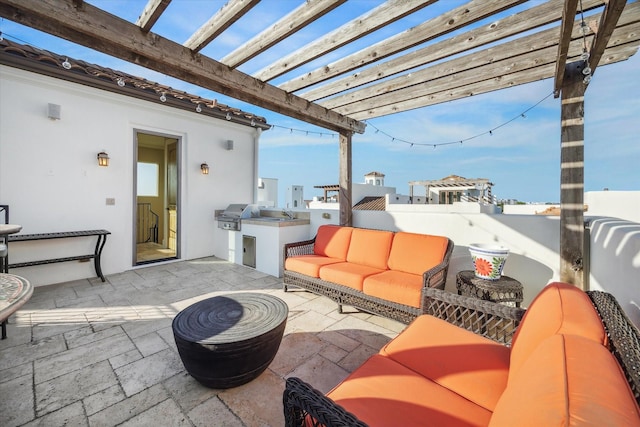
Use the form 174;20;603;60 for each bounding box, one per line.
579;0;592;84
271;124;337;138
62;57;71;69
195;104;202;113
363;91;554;149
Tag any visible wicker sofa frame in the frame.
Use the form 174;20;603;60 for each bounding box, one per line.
283;233;454;325
283;287;640;427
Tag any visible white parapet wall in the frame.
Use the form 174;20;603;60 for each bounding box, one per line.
503;191;639;223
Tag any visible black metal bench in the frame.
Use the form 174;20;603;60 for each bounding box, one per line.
8;230;111;282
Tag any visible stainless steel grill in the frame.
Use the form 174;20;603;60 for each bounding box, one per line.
215;204;258;231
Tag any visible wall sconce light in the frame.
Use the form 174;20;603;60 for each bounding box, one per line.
200;162;210;175
97;151;110;167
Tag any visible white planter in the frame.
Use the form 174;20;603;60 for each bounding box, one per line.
469;244;509;280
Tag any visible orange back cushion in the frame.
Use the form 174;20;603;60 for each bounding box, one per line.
387;232;449;275
346;228;394;270
490;334;640;426
509;282;606;380
313;225;353;260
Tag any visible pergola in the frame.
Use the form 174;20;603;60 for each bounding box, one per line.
1;0;639;289
409;175;494;204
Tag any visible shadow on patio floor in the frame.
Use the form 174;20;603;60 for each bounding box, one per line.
0;257;404;426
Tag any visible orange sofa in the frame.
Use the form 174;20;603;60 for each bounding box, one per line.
283;283;640;426
283;225;454;324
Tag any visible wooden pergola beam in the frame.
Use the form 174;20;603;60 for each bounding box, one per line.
339;132;353;227
553;0;579;96
322;22;571;110
219;0;346;68
184;0;260;52
135;0;171;32
0;0;365;134
278;0;527;93
559;61;586;288
329;19;640;116
254;0;436;82
300;0;605;102
348;43;636;120
588;0;628;75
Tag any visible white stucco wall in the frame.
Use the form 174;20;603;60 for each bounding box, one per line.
584;191;640;223
588;218;640;327
0;65;260;286
503;191;639;223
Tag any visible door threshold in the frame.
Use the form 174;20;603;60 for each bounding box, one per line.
135;257;178;266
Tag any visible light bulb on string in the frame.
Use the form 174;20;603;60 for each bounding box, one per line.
581;49;590;61
580;21;589;35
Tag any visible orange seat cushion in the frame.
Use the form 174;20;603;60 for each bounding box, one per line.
490;334;640;426
509;282;607;381
319;262;385;291
284;255;344;278
313;225;353;260
380;315;511;412
327;354;492;427
345;228;394;270
362;270;423;308
387;232;449;275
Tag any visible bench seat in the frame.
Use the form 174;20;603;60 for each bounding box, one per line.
284;225;454;324
284;283;640;426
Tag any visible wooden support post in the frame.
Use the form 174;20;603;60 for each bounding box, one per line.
339;132;353;226
559;61;586;289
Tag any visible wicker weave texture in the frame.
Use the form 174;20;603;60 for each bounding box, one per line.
283;234;454;324
588;290;640;406
283;377;368;427
423;287;525;345
284;270;419;324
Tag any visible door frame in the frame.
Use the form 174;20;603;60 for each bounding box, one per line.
132;128;182;266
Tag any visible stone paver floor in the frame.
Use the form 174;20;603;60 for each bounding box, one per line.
0;257;405;426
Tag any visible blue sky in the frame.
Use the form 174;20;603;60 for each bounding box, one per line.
2;0;638;204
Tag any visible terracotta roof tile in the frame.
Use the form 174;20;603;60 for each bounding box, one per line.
0;39;269;129
353;196;386;211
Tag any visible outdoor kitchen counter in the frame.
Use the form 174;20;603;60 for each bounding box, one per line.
242;217;310;227
238;218;310;278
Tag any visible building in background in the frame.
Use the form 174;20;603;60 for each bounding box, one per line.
287;185;304;209
257;178;278;207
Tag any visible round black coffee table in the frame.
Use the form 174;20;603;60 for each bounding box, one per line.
172;292;288;389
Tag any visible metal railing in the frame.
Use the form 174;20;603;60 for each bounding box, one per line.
136;203;158;244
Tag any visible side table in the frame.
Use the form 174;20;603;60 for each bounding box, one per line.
456;270;523;307
172;292;288;388
0;273;33;339
0;224;22;273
